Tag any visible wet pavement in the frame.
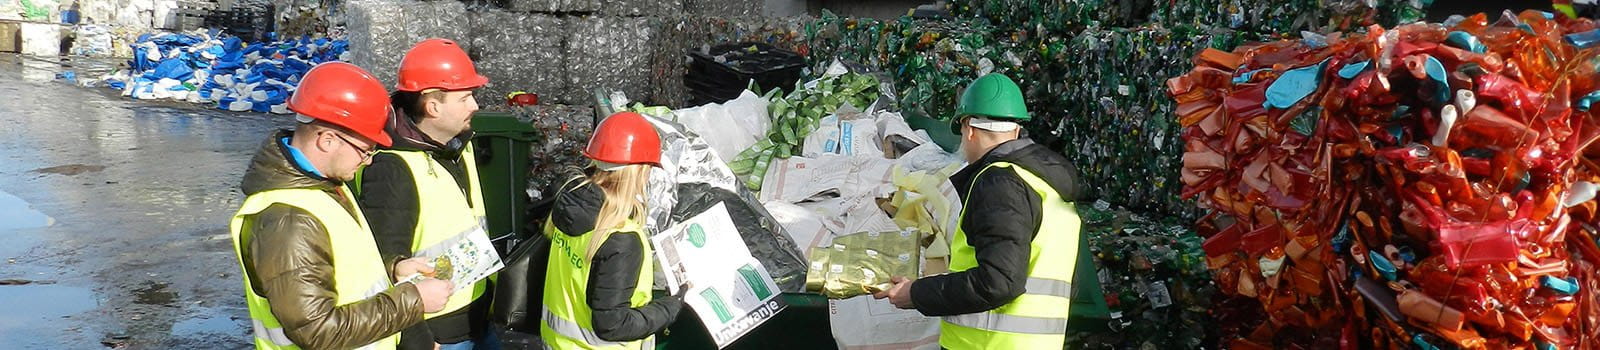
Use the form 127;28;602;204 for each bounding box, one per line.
0;53;290;347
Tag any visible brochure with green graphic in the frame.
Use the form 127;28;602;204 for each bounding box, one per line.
652;203;787;348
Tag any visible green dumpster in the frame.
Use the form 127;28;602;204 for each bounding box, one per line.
1068;226;1111;331
470;112;538;245
658;292;836;350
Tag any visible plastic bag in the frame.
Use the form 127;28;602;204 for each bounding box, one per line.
673;90;772;161
763;201;833;255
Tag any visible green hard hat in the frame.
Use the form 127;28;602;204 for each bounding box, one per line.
952;73;1030;133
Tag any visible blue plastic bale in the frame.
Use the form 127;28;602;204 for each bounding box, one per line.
283;58;311;74
242;71;267;84
243;43;265;56
149;58;195;81
259;64;295;81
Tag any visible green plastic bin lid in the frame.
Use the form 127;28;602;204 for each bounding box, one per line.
471;111;537;139
901;110;961;153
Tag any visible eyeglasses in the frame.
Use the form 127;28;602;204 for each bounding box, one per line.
333;133;377;162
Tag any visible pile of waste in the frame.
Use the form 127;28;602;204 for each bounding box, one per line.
98;30;349;114
727;65;884;191
948;0;1427;34
71;25;116;58
1173;11;1600;348
1043;26;1267;219
783;11;1277;219
493;104;597;202
734;70;956;348
1070;200;1219;349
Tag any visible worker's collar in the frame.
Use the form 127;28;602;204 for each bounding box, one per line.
385;108;472;156
279;135;327;179
950;138;1033;195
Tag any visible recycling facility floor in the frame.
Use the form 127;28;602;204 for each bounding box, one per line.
0;52;280;348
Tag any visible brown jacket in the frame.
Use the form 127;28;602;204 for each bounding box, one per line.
238;130;425;350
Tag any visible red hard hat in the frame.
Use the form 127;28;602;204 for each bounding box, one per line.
584;112;662;167
288;62;393;147
396;38;488;92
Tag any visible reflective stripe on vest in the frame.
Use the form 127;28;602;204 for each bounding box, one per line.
381;145;489;318
941;162;1079;350
1024;277;1072;298
542;308;624;348
251;319;296;347
944;311;1069;335
540;217;654;350
229;187;398;350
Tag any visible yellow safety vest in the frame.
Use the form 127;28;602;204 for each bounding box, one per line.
541;218;655;350
380;144;489;318
228;187;398;350
941;162;1078;350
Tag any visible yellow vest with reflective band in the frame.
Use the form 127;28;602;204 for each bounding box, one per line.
379;144;489;319
541;218;655;350
228;187;399;350
941;162;1079;350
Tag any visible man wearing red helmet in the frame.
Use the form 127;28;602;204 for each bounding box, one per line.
354;38;498;350
228;62;456;350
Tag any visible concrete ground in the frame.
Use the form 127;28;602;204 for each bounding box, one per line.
0;53;283;348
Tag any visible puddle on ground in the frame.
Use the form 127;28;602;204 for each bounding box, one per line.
0;284;99;343
20;59;58;83
132;281;177;306
170;314;245;337
0;189;53;230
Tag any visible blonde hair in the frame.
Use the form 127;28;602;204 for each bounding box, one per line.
584;163;651;260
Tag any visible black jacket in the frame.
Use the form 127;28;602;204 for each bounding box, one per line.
910;138;1081;317
354;112;486;348
547;175;685;341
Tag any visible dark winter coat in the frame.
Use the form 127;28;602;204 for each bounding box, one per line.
910;138;1082;316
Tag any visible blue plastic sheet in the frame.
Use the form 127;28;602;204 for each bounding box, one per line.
1263;58;1331;109
1565;29;1600;49
1338;60;1370;79
1578;90;1600;111
1232;68;1271;84
1446;31;1486;53
149;58;195;81
1423;56;1449;104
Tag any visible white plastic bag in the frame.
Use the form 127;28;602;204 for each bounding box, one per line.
763;201;833;256
673;90;771;161
759;154;851;203
877;111;931;146
802;114;841;158
896;143;964;174
828;296;940;350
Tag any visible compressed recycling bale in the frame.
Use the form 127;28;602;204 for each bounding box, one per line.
501;0;598;13
564;16;659;106
469;11;565;50
469;10;567;106
344;0;471;88
476;49;568;107
684;0;760;18
598;0;683;17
